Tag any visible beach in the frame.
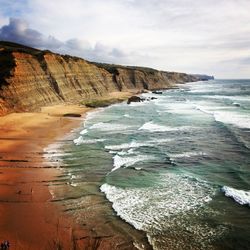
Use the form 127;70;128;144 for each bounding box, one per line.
0;104;91;249
0;91;150;249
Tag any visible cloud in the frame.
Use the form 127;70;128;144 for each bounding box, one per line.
0;18;62;49
61;38;129;63
0;18;130;64
1;0;250;78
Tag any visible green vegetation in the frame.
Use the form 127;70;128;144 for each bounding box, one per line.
83;98;126;108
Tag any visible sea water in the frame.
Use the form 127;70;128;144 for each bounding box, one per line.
60;80;250;249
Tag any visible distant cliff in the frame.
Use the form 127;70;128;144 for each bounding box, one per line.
192;74;214;81
0;41;212;116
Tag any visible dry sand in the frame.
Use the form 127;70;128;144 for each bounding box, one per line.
0;104;91;249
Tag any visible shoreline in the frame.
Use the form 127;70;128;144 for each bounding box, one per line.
0;91;151;249
0;104;91;249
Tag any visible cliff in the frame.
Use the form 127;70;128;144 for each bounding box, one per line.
0;41;210;116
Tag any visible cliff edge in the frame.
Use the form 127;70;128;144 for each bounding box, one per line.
0;41;212;116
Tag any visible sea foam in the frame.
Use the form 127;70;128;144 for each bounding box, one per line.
139;121;192;132
112;154;154;172
73;136;106;145
90;122;132;131
80;129;88;135
169;151;207;159
101;173;214;231
222;186;250;206
213;111;250;129
105;141;151;151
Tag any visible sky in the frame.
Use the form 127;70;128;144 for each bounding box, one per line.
0;0;249;78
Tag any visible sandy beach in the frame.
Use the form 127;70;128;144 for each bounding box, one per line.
0;91;149;249
0;104;91;249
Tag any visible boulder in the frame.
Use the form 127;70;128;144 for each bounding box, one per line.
63;113;81;117
152;91;163;94
127;96;143;104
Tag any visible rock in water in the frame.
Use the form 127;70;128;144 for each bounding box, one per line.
127;96;143;104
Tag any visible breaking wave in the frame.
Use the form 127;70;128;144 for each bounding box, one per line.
139;121;192;132
222;186;250;206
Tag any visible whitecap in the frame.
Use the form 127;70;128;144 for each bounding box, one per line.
73;136;106;145
213;111;250;129
80;129;88;135
112;154;154;172
89;122;132;131
138;121;192;132
105;141;151;151
100;173;214;231
169;151;207;159
222;186;250;206
204;95;250;102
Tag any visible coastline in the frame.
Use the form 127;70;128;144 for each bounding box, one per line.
0;91;151;249
0;104;92;249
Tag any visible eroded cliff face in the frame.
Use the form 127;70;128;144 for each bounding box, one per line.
0;42;201;116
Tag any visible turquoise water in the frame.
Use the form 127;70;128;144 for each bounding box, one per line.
62;80;250;249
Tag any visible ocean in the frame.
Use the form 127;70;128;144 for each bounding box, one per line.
51;79;250;249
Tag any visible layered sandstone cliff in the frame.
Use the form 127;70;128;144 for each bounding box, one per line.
0;41;209;116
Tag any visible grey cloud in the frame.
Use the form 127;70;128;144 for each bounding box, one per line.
0;18;129;64
61;40;129;63
0;18;63;49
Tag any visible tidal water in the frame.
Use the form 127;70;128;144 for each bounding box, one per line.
55;80;250;249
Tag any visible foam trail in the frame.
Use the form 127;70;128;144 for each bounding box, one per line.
139;121;192;132
90;122;132;131
222;186;250;206
73;136;106;145
105;141;151;151
112;154;154;172
169;151;207;159
100;173;214;231
213;111;250;129
80;129;88;135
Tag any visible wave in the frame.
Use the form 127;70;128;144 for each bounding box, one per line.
159;102;200;115
221;186;250;206
80;129;88;135
112;154;154;172
204;95;250;102
73;136;106;145
85;108;104;122
105;141;151;151
195;105;214;115
213;111;250;129
196;105;250;129
89;122;132;131
169;151;207;159
139;121;192;132
100;173;214;231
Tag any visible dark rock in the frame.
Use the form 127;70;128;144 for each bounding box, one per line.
232;102;240;107
127;96;143;104
63;113;81;117
152;91;163;94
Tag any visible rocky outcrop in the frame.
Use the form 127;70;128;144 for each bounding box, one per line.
127;96;142;104
0;41;211;116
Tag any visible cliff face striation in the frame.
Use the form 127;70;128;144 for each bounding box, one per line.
0;41;211;116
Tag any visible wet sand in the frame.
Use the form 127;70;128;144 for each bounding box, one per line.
0;104;91;249
0;92;151;249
